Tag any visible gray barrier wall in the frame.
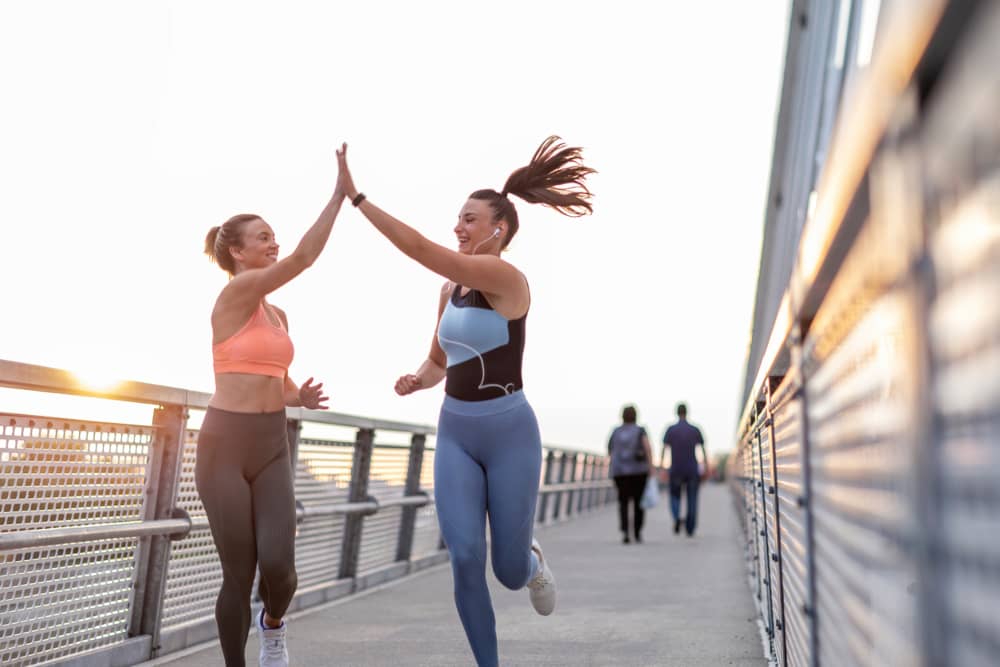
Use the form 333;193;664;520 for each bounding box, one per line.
732;1;1000;665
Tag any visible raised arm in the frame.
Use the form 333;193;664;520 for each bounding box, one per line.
395;281;452;396
218;147;347;313
337;146;526;303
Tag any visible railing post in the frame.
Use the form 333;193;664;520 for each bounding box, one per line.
755;408;775;646
565;453;578;517
595;456;608;507
766;376;787;665
553;452;569;521
793;326;820;667
128;403;187;657
395;433;426;563
578;455;590;513
339;427;374;580
537;450;556;524
286;417;302;472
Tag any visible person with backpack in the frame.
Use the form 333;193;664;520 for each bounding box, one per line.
608;405;654;544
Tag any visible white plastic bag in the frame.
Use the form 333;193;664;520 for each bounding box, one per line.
640;474;659;509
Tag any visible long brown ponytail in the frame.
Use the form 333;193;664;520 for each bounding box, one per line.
469;135;595;248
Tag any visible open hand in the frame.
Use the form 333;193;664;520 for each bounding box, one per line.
335;142;358;201
299;377;329;410
394;374;422;396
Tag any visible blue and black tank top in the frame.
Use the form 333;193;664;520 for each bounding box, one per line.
437;284;526;401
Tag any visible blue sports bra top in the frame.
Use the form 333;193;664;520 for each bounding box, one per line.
437;285;526;401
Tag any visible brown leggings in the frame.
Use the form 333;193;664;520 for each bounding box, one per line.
196;406;298;667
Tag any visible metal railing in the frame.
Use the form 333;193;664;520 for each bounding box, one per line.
0;359;613;666
732;1;1000;665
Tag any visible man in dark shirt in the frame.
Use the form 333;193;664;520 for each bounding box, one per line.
660;403;708;536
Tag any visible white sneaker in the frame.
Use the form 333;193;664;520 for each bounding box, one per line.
258;609;289;667
527;538;556;616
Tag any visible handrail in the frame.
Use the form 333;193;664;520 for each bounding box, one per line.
0;519;194;551
0;473;612;551
0;471;620;551
0;493;436;551
0;358;436;435
539;479;614;494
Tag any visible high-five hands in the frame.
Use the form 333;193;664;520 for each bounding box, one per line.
334;142;350;201
335;143;359;201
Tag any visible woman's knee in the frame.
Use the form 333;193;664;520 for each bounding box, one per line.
220;561;256;597
259;551;295;578
448;542;486;585
491;550;531;590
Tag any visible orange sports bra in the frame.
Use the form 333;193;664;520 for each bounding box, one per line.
212;302;294;378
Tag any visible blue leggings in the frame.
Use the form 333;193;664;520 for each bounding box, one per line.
434;391;543;667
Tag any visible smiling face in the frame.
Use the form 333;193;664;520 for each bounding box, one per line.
229;217;279;271
454;198;503;255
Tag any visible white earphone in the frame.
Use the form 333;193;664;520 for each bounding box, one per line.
472;228;504;253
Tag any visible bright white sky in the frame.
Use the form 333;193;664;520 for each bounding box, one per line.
1;1;789;457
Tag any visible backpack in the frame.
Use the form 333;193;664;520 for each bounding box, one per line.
611;424;647;469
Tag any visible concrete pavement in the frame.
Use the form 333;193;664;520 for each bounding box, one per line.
143;483;766;666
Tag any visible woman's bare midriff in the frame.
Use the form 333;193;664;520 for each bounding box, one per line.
209;373;286;413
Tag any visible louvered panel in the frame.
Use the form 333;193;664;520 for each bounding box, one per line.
290;439;353;591
930;169;1000;666
805;282;920;665
358;445;409;573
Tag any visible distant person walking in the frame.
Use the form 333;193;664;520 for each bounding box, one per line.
661;403;708;537
197;150;345;667
334;137;594;667
608;405;654;544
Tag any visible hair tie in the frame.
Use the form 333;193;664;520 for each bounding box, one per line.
499;190;508;198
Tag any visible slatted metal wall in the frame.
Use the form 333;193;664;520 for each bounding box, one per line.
802;210;921;666
357;444;410;573
922;6;1000;662
731;2;1000;665
290;438;353;592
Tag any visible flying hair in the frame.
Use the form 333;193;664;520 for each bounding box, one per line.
501;135;595;217
470;135;595;248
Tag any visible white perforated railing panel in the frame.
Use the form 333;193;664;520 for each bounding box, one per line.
0;415;154;666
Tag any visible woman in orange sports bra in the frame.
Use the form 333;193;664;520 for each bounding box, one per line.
196;146;346;667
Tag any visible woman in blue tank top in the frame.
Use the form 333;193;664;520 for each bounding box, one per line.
336;138;594;667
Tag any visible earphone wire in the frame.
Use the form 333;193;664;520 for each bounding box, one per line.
470;228;501;254
438;332;515;396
